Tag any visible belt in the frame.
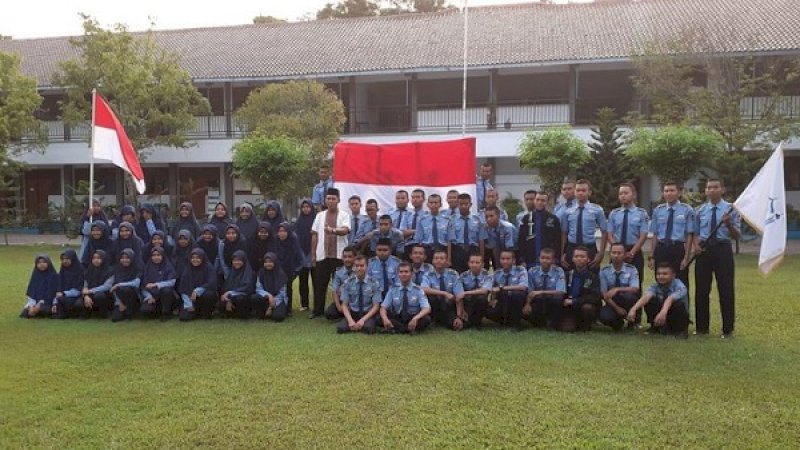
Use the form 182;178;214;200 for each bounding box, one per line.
658;240;684;245
700;239;731;247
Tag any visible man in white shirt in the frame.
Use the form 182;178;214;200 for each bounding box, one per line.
310;188;351;319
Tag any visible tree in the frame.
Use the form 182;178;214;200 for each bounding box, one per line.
253;15;287;25
631;25;800;196
0;159;25;245
382;0;453;14
518;127;589;200
626;126;723;187
54;15;211;155
578;107;637;210
317;0;380;19
232;135;310;201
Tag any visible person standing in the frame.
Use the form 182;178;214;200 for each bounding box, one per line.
517;191;561;269
648;181;695;304
311;165;334;212
560;179;607;272
448;193;486;274
309;188;351;319
607;183;649;295
476;161;494;210
553;180;577;220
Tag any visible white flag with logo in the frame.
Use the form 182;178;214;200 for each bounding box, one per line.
734;143;787;275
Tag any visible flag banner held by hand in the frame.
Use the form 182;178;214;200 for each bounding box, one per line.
92;93;146;194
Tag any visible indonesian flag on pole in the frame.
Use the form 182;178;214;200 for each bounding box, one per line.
333;138;477;213
734;142;787;275
92;92;146;194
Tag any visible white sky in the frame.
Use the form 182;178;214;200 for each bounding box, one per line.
1;0;589;40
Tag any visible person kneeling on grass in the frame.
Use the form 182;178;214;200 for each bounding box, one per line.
455;252;492;330
597;243;640;331
110;249;142;322
561;246;602;332
523;248;567;330
379;262;432;335
325;245;357;321
53;249;85;319
80;250;114;319
178;248;218;321
218;250;254;319
337;255;382;334
421;249;464;330
488;250;529;331
626;262;690;339
251;252;289;322
19;254;59;319
139;247;178;320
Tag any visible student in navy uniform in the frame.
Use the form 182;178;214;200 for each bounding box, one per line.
476;161;494;210
456;252;493;330
693;178;740;338
515;190;536;228
19;254;59;319
479;189;509;223
379;262;433;334
295;199;316;311
252;252;289;322
78;200;108;264
518;191;561;269
81;221;113;267
235;202;259;242
195;224;220;269
597;243;641;331
143;230;174;265
606;183;649;296
421;249;463;327
409;244;434;286
311;165;334;212
648;181;695;302
553;180;577;219
218;250;254;319
488;249;529;330
560;179;607;271
337;255;382;334
523;248;567;329
483;206;515;270
110;205;137;239
442;189;460;218
448;193;486;274
325;246;357;321
110;249;142;322
261;200;286;232
134;204;166;246
208;202;232;234
174;229;196;277
217;224;247;280
347;195;366;245
79;250;114;319
354;199;380;255
402;189;428;258
247;222;273;275
110;221;144;266
178;248;218;321
171;202;201;244
139;246;178;320
561;246;602;331
368;238;402;299
365;214;404;256
273;222;305;315
627;262;690;338
53;249;84;319
414;194;451;263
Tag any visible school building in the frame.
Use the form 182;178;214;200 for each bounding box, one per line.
2;0;800;220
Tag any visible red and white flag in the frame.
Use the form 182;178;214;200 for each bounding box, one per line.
333;138;477;212
92;91;146;194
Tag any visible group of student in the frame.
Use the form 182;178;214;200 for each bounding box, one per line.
19;162;740;338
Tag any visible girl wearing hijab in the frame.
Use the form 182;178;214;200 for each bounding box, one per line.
174;229;196;277
235;202;259;242
261;200;285;231
78;199;108;263
80;249;114;319
273;221;304;315
248;222;273;272
196;224;220;267
81;221;113;267
171;202;201;244
294;199;315;311
111;205;137;239
219;250;254;319
19;254;59;318
217;224;247;279
53;249;85;319
110;248;142;322
208;202;232;233
140;247;178;320
178;248;218;321
110;222;144;266
143;230;175;265
135;204;166;244
251;252;288;322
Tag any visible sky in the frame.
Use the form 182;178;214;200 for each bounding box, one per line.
1;0;589;40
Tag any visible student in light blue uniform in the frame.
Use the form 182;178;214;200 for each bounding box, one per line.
553;180;577;221
325;246;357;321
178;248;218;321
421;249;464;328
79;250;114;319
388;190;413;258
606;183;649;300
483;206;515;270
488;250;529;330
409;244;434;286
139;246;178;320
110;248;142;322
218;250;254;319
475;161;494;210
448;193;487;274
379;262;432;334
523;248;566;329
337;255;383;334
647;181;695;301
402;189;428;258
441;190;460;219
627;262;690;338
347;195;367;245
366;215;404;256
355;199;381;255
368;238;402;298
311;165;334;211
560;179;607;271
597;243;640;331
479;188;509;223
456;252;493;329
19;254;59;319
414;194;451;263
252;252;288;322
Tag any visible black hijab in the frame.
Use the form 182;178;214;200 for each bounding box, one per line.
82;221;112;266
257;252;288;295
174;229;196;276
85;250;113;289
142;247;177;285
58;249;85;292
295;198;315;255
80;200;109;236
208;202;232;234
26;254;59;301
222;250;254;294
135;203;166;243
113;248;141;283
195;224;220;264
273;221;303;275
261;200;285;231
221;224;247;269
178;248;217;295
144;230;174;264
172;202;201;242
235;202;259;242
111;222;144;265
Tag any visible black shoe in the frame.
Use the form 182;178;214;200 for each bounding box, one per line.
675;330;689;339
693;330;709;336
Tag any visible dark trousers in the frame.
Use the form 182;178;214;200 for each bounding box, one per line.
179;291;218;321
598;293;638;330
428;294;455;325
654;242;690;306
53;295;82;319
451;245;477;274
486;290;525;329
231;294;252;319
336;310;377;334
625;245;645;324
111;286;140;322
563;298;600;332
251;294;288;322
694;243;735;334
80;292;112;318
386;312;432;334
645;298;689;334
298;267;314;309
483;247;499;271
140;287;177;318
564;243;598;272
285;273;298;312
324;302;344;321
313;258;343;315
462;294;489;329
526;294;563;329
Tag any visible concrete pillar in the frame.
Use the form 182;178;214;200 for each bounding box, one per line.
409;74;418;131
568;64;579;125
168;163;179;210
224;82;233;137
222;164;234;209
488;69;498;129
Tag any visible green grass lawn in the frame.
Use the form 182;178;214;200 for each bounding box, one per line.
1;245;798;449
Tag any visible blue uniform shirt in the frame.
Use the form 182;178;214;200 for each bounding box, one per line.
441;207;459;219
340;275;382;313
415;213;451;247
561;201;607;245
422;268;464;296
411;262;434;285
649;202;696;242
554;199;576;222
484;220;515;251
388;207;413;252
695;200;741;243
348;214;368;245
311;177;334;208
459;269;494;292
607;206;650;246
492;266;529;290
382;282;430;316
368;228;404;252
448;214;487;247
355;216;379;242
527;265;566;292
479;207;509;223
647;278;689;309
599;263;640;295
476;176;493;210
403;208;428;245
331;266;354;293
368;255;402;293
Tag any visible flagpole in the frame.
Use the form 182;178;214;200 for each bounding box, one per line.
89;88;96;210
461;0;469;136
